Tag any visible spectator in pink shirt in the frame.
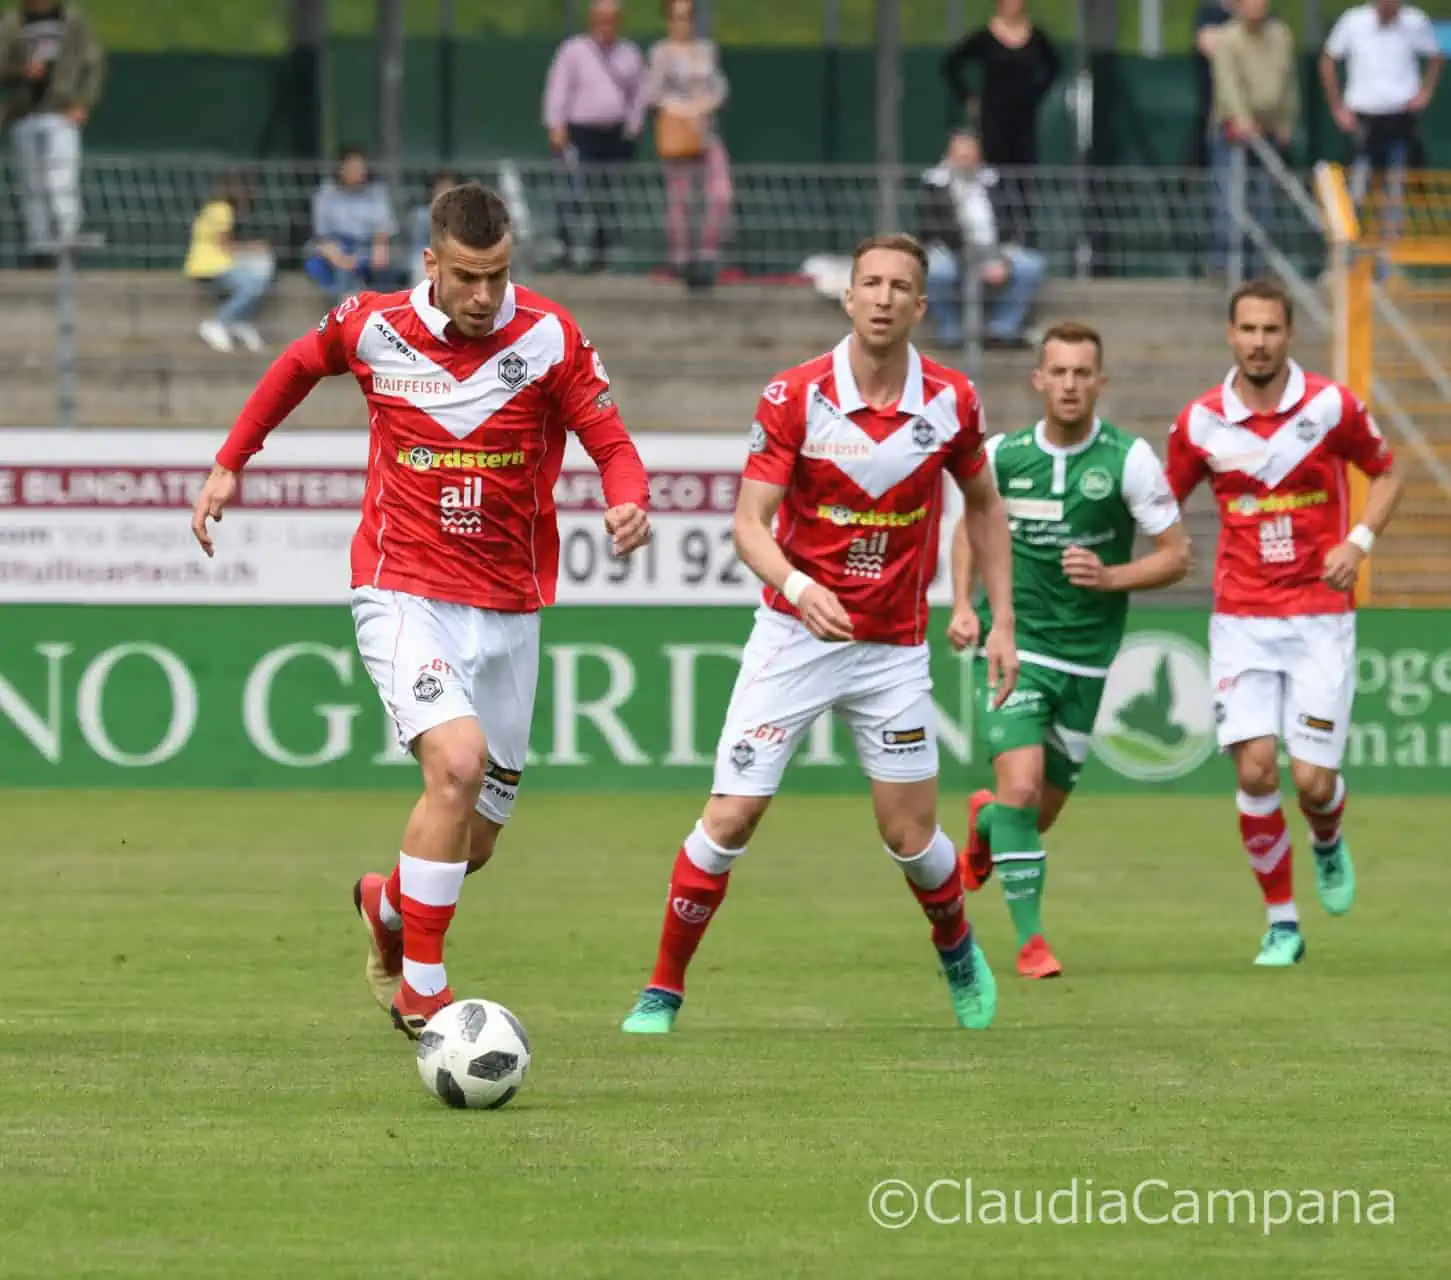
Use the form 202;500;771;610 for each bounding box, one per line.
542;0;645;272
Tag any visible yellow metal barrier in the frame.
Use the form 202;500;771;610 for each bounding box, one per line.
1315;164;1451;608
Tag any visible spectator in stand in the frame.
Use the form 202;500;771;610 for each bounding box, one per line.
919;129;1046;352
542;0;645;273
633;0;732;291
941;0;1059;246
1320;0;1442;247
1209;0;1299;280
183;173;276;355
0;0;104;265
1190;0;1236;168
304;145;405;303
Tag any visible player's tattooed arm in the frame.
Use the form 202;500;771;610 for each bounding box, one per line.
733;479;853;641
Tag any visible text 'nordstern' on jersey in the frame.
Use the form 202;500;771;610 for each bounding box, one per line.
815;504;929;528
398;446;527;473
1224;489;1329;517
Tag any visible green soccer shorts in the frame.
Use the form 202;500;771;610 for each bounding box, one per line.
976;660;1106;793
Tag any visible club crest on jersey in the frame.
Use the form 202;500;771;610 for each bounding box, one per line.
498;352;528;389
911;419;936;450
1291;415;1317;443
1079;467;1113;501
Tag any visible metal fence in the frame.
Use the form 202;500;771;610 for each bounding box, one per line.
0;152;1331;282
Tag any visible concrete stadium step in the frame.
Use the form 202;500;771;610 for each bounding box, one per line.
0;269;1297;433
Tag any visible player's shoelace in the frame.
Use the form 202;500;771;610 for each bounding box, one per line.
636;992;677;1014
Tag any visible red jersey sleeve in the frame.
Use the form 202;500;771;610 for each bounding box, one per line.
1165;406;1209;503
550;322;649;509
1328;388;1395;477
214;297;359;472
946;387;987;483
742;377;803;487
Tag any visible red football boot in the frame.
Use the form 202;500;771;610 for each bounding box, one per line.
353;873;403;1011
391;981;454;1041
959;789;996;892
1017;934;1062;980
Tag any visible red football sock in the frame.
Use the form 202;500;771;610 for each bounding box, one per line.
907;865;970;951
398;853;467;997
1237;791;1295;921
1300;776;1347;849
647;845;730;996
385;865;402;914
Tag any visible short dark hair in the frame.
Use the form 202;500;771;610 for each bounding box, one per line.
430;182;512;251
1039;320;1104;369
1229;277;1294;327
851;232;928;287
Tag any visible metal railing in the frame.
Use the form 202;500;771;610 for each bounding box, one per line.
0;151;1331;281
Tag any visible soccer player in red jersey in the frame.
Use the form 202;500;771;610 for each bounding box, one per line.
1166;278;1402;967
618;233;1020;1034
190;183;652;1036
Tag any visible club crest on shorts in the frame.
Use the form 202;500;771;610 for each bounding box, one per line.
729;740;755;771
413;672;444;703
498;352;528;389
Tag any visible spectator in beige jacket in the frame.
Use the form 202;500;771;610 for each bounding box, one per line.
631;0;732;291
1209;0;1299;278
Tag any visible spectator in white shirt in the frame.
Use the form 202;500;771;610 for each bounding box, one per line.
1319;1;1441;211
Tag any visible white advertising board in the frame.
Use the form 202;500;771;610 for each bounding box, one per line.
0;430;962;605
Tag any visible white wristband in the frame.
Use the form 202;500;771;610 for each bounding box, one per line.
1348;524;1375;555
782;570;815;607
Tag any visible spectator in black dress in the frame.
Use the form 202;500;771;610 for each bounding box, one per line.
942;0;1060;244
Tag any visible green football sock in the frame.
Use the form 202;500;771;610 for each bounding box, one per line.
974;802;998;843
990;803;1046;946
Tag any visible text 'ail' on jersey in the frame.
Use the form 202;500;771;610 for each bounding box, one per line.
1166;361;1393;618
977;419;1181;676
744;338;986;646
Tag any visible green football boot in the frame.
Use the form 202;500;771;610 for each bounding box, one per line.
1254;923;1307;968
621;988;682;1034
943;938;998;1030
1313;838;1356;916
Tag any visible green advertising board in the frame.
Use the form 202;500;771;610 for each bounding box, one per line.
2;606;1448;794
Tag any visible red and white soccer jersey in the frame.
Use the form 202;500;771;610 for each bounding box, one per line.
745;338;986;647
711;339;986;798
214;280;649;821
217;280;649;613
1166;360;1394;767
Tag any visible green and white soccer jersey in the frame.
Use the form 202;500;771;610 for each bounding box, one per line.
975;419;1180;786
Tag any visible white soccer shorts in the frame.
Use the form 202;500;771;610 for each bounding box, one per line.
351;586;540;824
1209;612;1356;770
711;609;938;796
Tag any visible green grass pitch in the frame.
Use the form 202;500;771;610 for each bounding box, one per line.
3;789;1449;1276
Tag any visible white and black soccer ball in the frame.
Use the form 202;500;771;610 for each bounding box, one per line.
415;999;531;1110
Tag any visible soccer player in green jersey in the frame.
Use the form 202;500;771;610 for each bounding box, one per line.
945;321;1193;978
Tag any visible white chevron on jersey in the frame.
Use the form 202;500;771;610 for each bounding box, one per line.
354;309;566;440
1185;383;1344;490
802;339;963;499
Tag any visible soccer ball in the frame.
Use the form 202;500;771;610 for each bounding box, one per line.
415;998;531;1110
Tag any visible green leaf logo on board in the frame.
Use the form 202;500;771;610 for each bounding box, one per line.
1092;631;1215;781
